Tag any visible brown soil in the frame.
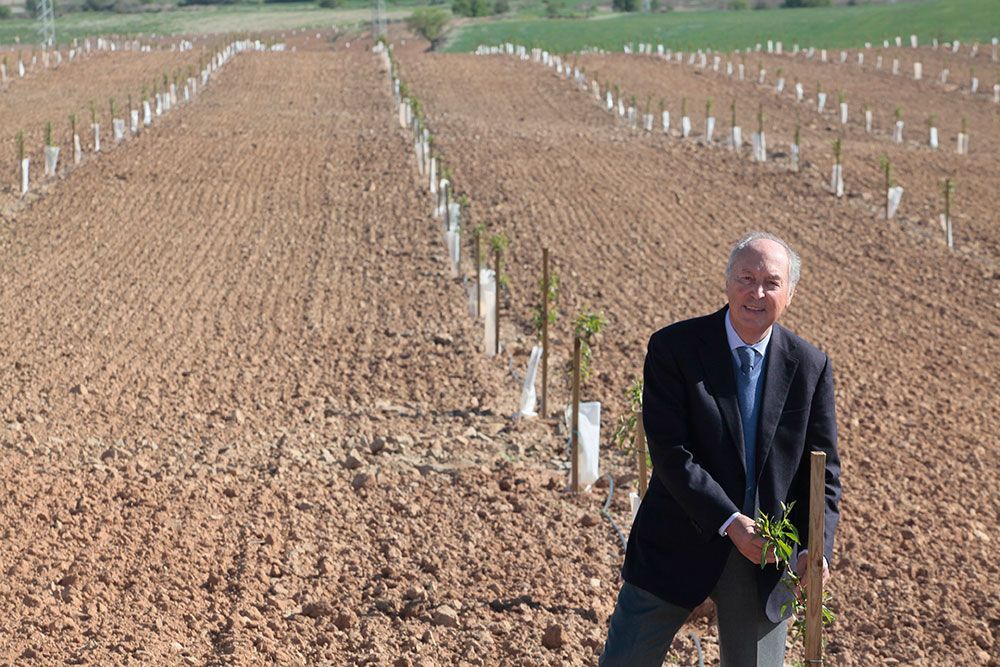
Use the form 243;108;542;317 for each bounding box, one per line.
0;28;997;667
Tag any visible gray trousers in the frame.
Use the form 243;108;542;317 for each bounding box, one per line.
599;548;787;667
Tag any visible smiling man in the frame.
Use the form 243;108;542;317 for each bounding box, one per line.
600;232;841;667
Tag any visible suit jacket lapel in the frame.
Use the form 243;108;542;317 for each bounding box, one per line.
698;307;746;470
756;324;799;479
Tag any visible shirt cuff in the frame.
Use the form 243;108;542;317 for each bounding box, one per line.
719;511;741;536
797;549;829;569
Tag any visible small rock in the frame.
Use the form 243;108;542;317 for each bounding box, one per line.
432;605;459;628
352;471;375;490
228;409;246;425
301;601;335;618
433;333;454;346
370;437;386;454
334;610;355;630
580;513;600;527
542;624;564;649
344;449;363;470
70;384;88;397
295;501;314;511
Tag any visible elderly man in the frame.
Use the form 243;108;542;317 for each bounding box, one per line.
600;231;841;666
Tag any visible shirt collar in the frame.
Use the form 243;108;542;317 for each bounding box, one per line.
725;308;772;359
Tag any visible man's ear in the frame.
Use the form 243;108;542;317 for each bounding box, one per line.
786;287;795;306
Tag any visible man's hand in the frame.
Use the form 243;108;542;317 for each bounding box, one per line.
726;513;776;565
795;552;831;589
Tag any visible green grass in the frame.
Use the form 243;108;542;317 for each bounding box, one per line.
0;2;413;45
443;0;1000;53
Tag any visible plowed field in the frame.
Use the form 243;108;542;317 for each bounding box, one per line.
0;28;997;667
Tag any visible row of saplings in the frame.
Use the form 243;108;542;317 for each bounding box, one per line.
534;51;965;249
11;61;216;197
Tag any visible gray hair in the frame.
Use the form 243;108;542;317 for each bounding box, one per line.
725;231;801;289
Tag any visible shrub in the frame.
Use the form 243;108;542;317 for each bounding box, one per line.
612;0;638;11
492;0;508;13
407;7;450;45
782;0;831;6
730;0;748;9
452;0;491;16
318;0;342;7
0;5;11;18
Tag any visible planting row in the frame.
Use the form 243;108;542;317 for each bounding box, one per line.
387;42;619;497
2;39;284;211
473;42;1000;263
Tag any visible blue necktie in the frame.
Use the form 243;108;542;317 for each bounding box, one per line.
736;346;762;514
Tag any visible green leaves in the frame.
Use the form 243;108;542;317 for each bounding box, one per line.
613;377;644;454
531;271;559;341
756;500;835;649
573;311;606;384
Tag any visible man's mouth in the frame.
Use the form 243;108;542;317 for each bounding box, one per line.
743;305;765;313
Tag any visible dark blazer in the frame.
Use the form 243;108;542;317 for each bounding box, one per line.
622;306;841;612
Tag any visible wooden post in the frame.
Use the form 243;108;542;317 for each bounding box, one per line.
636;409;648;498
570;337;581;493
805;451;827;662
493;248;500;357
541;248;550;418
475;234;481;318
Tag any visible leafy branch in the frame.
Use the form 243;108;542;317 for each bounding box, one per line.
756;501;836;647
613;377;644;457
572;311;606;384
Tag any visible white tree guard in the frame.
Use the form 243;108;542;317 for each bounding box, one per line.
564;402;601;488
482;271;497;357
705;117;715;143
681;116;691;138
517;346;544;418
817;92;827;114
887;186;903;218
731;127;742;150
840;103;848;124
44;146;59;176
92;124;100;153
73;135;81;164
21;158;29;194
894;120;904;143
831;164;844;198
752;132;766;162
661;111;670;134
929;127;939;149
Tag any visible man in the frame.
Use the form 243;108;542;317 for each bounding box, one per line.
600;232;841;666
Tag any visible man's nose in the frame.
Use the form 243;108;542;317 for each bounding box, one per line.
752;282;765;298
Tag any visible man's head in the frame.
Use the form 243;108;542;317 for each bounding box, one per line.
725;232;799;344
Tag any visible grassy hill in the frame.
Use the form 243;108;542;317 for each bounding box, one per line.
442;0;1000;53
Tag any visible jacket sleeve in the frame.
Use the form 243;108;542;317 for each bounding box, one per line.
643;331;740;537
795;354;841;564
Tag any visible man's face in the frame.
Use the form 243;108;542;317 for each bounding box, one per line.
725;239;795;344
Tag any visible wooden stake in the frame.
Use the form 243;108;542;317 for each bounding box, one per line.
636;409;647;498
805;451;827;662
475;234;481;318
541;248;550;418
493;248;500;357
570;337;581;493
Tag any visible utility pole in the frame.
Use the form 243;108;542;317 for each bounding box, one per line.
371;0;387;43
37;0;55;48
